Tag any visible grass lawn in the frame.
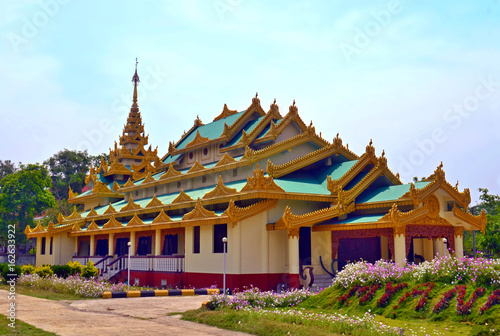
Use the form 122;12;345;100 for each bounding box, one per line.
0;284;93;301
0;315;57;336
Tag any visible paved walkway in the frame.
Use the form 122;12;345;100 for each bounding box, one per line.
0;290;248;336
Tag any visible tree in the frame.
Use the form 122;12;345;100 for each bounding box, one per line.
0;160;17;180
0;164;57;244
43;149;108;203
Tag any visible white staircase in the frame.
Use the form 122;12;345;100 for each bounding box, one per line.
310;274;333;292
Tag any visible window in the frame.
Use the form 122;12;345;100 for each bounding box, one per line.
189;152;194;160
232;169;238;177
299;227;311;265
213;224;227;253
203;148;208;156
193;226;200;254
115;238;130;256
137;236;152;255
163;235;178;255
202;176;206;183
96;239;108;256
41;237;46;255
49;237;53;255
177;181;181;188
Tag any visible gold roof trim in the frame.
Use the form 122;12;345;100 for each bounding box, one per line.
24;225;32;235
92;180;114;194
160;163;183;180
187;160;205;174
123;178;135;188
203;175;237;199
57;213;66;224
66;207;82;220
71;222;82;232
112;181;121;192
213;104;238;121
146;194;163;208
96;157;108;174
407;162;471;209
86;220;101;231
32;220;46;233
105;159;132;176
87;207;98;217
142;172;156;184
222;94;266;140
126;213;144;227
120;196;142;212
102;214;123;229
241;164;284;192
224;199;278;227
153;209;172;223
185;130;210;148
182;198;217;220
215;153;237;167
172;189;193;203
452;203;487;234
103;203;117;214
68;186;77;199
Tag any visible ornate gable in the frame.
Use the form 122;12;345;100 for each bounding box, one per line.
203;175;237;199
182;198;217;220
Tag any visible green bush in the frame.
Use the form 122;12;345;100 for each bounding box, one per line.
35;265;54;277
52;265;71;278
2;265;21;284
21;264;36;275
67;260;83;275
81;261;99;279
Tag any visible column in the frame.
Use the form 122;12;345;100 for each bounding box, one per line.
423;238;434;261
312;231;332;273
433;238;444;257
454;228;464;258
393;234;406;264
288;235;300;289
380;236;389;260
74;237;79;256
130;231;136;255
154;229;162;256
108;233;114;256
89;235;95;257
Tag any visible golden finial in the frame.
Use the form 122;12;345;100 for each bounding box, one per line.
369;139;373;146
382;149;385;157
293;99;296;106
273;98;276;104
255;92;258;98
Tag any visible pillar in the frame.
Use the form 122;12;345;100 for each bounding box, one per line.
288;235;300;289
454;227;464;258
74;237;79;256
130;231;136;255
423;238;434;261
433;238;444;257
108;233;114;256
312;231;332;273
261;222;269;274
89;235;95;257
155;229;161;256
380;236;389;260
393;234;406;264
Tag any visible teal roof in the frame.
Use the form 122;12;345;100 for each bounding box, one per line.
224;116;265;147
255;118;282;140
328;214;385;225
162;153;181;164
357;181;431;204
275;176;330;194
176;111;245;150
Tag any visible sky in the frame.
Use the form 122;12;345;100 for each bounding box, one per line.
1;0;500;204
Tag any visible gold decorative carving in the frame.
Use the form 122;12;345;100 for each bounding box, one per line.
126;213;144;227
224;199;278;227
452;203;487;234
146;195;163;208
187;160;205;174
57;213;66;224
71;223;82;232
68;186;76;199
112;181;121;192
241;164;284;192
102;214;123;229
92;180;114;194
87;207;98;217
66;207;82;220
160;163;183;180
87;220;100;231
106;158;131;176
214;104;238;121
182;198;217;220
172;189;193;203
97;157;108;174
203;176;237;199
103;203;117;214
186;130;209;148
215;153;237;167
32;220;46;233
123;178;135;188
120;196;142;212
142;172;156;184
454;226;464;237
194;115;204;127
153;209;172;223
24;225;32;235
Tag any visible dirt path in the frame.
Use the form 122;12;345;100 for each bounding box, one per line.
0;290;248;336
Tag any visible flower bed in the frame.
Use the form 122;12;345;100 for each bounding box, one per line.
207;286;313;310
479;289;500;315
377;282;408;308
17;274;127;298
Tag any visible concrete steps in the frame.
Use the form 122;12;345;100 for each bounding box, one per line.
310;274;334;292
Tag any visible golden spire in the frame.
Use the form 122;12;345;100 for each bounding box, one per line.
132;58;140;108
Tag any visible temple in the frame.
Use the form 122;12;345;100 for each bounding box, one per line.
25;62;488;290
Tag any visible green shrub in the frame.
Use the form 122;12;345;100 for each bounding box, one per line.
2;265;21;284
81;261;99;279
35;265;54;277
52;265;71;278
21;264;36;275
67;260;83;275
